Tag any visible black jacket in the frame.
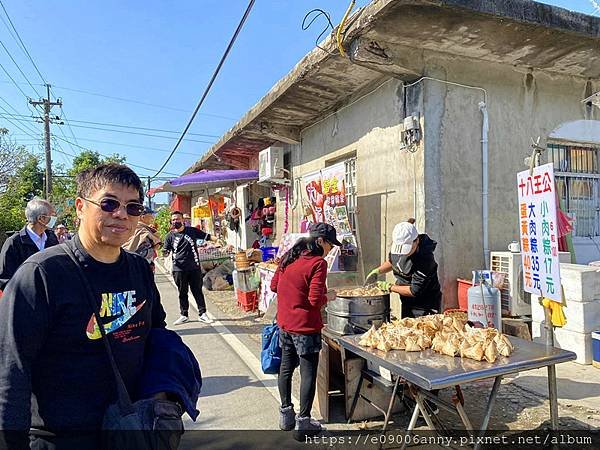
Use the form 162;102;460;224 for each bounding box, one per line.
389;234;442;314
0;236;167;436
0;226;59;290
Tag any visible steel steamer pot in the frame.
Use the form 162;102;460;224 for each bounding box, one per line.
326;291;389;335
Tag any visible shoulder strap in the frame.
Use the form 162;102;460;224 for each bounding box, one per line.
62;243;135;414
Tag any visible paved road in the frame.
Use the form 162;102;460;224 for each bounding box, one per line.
154;270;282;430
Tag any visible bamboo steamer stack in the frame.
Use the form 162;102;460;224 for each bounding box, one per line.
235;251;250;270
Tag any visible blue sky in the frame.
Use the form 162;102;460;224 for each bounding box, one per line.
0;0;597;194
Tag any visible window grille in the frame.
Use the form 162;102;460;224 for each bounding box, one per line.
548;143;600;237
344;158;357;232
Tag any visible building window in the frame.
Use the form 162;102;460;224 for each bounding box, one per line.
344;157;357;232
548;142;600;237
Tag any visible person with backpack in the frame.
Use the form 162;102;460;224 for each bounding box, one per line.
270;223;340;439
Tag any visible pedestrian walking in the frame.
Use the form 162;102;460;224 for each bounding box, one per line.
270;223;340;439
163;210;215;325
0;197;59;290
0;164;189;449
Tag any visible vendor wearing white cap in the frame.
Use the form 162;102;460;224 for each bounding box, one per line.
366;221;442;318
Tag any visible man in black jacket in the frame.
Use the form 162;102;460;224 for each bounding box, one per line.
0;197;59;290
163;211;215;325
0;164;168;449
367;221;442;318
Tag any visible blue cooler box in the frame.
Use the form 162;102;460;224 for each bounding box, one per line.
593;331;600;369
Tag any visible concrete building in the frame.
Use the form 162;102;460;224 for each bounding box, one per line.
184;0;600;309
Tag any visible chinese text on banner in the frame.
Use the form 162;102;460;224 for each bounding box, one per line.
517;163;561;301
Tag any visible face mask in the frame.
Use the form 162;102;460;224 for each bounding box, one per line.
46;216;57;229
172;221;183;230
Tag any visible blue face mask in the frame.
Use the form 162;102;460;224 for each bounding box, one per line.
46;215;57;229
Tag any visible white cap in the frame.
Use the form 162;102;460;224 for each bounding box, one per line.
391;222;419;255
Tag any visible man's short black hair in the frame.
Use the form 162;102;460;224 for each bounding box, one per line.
171;211;183;216
76;164;144;202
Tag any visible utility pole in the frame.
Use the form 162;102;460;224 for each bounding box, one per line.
29;84;62;199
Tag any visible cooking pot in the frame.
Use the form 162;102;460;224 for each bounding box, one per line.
327;294;388;316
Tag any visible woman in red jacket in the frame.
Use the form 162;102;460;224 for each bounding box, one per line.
270;223;340;438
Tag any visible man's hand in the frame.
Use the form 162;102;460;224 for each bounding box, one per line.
365;268;379;284
376;281;392;293
326;289;337;301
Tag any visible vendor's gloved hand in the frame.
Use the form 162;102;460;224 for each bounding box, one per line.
365;268;379;284
376;281;392;293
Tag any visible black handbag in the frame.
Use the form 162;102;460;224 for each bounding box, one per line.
63;245;184;450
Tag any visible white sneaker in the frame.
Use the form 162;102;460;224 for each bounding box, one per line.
199;313;214;324
173;315;189;325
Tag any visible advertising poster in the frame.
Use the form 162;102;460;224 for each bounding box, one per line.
517;163;561;302
320;163;350;237
303;171;324;223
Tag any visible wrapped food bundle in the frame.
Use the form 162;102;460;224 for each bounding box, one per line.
337;286;387;297
357;313;514;362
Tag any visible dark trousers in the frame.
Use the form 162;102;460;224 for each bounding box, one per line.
278;343;320;418
172;270;206;316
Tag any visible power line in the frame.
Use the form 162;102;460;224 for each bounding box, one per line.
0;80;237;121
0;113;217;143
51;84;236;120
53;134;180;176
18;135;203;157
0;111;219;137
0;0;46;84
0;39;41;97
153;0;256;178
0;60;30;98
0;96;42;137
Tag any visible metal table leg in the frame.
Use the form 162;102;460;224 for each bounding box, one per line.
347;373;364;424
400;401;422;450
413;390;436;429
453;385;474;432
474;376;503;450
547;364;559;430
381;376;401;432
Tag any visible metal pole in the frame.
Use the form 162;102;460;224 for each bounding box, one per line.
474;375;503;450
544;304;559;430
43;85;52;199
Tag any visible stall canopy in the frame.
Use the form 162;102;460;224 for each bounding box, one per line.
148;169;259;196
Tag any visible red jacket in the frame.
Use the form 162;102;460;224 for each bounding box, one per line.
270;254;328;334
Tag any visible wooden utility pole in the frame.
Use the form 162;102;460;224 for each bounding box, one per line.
29;84;62;199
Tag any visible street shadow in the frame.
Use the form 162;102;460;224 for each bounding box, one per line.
199;375;272;397
511;376;600;402
174;327;223;337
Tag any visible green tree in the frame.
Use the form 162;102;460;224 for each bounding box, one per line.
154;207;172;241
0;154;44;242
50;150;126;228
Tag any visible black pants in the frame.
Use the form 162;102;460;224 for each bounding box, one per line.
278;332;320;418
172;270;206;316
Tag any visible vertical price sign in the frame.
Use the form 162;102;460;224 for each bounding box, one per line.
517;163;561;301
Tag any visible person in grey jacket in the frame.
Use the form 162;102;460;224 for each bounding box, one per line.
0;197;58;290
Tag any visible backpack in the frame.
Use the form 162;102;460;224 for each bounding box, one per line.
261;322;281;374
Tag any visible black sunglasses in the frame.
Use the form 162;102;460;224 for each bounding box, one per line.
83;197;145;217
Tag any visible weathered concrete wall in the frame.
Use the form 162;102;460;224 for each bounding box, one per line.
422;54;600;308
280;78;424;314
